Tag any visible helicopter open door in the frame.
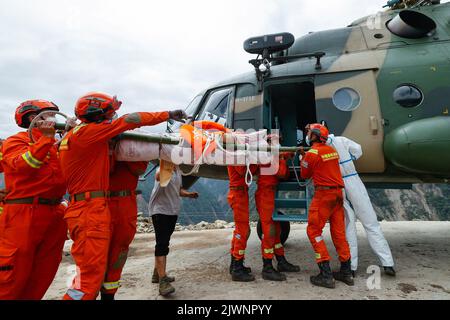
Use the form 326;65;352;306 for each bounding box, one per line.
315;70;385;173
263;78;317;147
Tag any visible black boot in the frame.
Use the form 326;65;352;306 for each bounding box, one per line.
229;255;251;275
333;259;354;286
310;261;335;289
384;266;396;277
100;293;115;300
276;255;300;272
262;258;286;281
231;258;255;282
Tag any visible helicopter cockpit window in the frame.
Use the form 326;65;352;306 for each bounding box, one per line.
185;94;203;117
168;94;203;132
393;85;423;108
196;87;232;126
332;88;361;111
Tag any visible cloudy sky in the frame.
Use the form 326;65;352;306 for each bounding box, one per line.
0;0;408;136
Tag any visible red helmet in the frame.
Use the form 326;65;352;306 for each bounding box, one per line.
15;100;59;128
75;92;122;123
308;123;329;143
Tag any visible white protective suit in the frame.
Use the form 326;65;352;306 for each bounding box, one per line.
327;134;394;271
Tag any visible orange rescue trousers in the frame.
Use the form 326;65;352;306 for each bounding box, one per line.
306;189;350;263
228;188;250;260
255;184;285;259
101;195;138;295
0;203;67;300
63;198;111;300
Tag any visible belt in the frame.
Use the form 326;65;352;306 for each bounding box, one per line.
315;186;343;190
109;190;142;198
4;197;61;205
70;191;109;202
230;186;247;191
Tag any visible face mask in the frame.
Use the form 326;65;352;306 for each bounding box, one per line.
305;136;311;146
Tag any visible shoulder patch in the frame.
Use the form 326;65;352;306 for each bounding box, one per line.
321;152;339;161
124;113;141;124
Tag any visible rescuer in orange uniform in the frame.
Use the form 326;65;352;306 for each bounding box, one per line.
0;100;67;300
59;92;186;300
300;123;353;289
256;152;300;281
100;158;148;300
228;165;257;282
0;138;5;216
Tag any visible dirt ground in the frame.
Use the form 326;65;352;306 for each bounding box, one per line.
44;221;450;300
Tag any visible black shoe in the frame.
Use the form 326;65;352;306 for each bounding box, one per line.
351;270;356;278
229;255;251;275
310;261;335;289
100;293;115;300
231;258;255;282
276;255;300;273
332;259;354;286
384;266;396;277
262;259;286;281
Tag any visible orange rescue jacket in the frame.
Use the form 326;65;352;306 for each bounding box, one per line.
2;130;66;199
59;112;168;195
300;142;344;188
109;160;148;192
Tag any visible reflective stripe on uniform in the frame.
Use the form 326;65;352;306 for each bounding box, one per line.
0;152;3;160
315;253;321;259
339;158;352;165
66;289;85;300
339;152;356;165
238;250;245;255
274;243;283;249
73;123;87;134
59;139;69;151
102;281;120;290
264;248;274;254
22;151;43;169
307;149;318;155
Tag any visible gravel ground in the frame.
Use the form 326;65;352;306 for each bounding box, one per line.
44;221;450;300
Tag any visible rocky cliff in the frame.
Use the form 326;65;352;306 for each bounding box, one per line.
138;174;450;224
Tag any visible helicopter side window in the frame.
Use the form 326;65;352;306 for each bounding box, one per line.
332;88;361;111
196;87;232;126
393;84;423;108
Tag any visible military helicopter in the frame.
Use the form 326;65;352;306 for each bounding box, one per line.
164;0;450;241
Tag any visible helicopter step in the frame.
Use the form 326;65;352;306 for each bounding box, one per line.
273;180;310;223
256;172;311;244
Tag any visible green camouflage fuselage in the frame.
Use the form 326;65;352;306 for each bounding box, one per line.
184;3;450;185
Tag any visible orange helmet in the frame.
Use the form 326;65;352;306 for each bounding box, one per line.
308;123;329;143
75;92;122;123
15;100;59;128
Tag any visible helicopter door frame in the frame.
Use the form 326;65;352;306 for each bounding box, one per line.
314;69;386;173
262;76;316;143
